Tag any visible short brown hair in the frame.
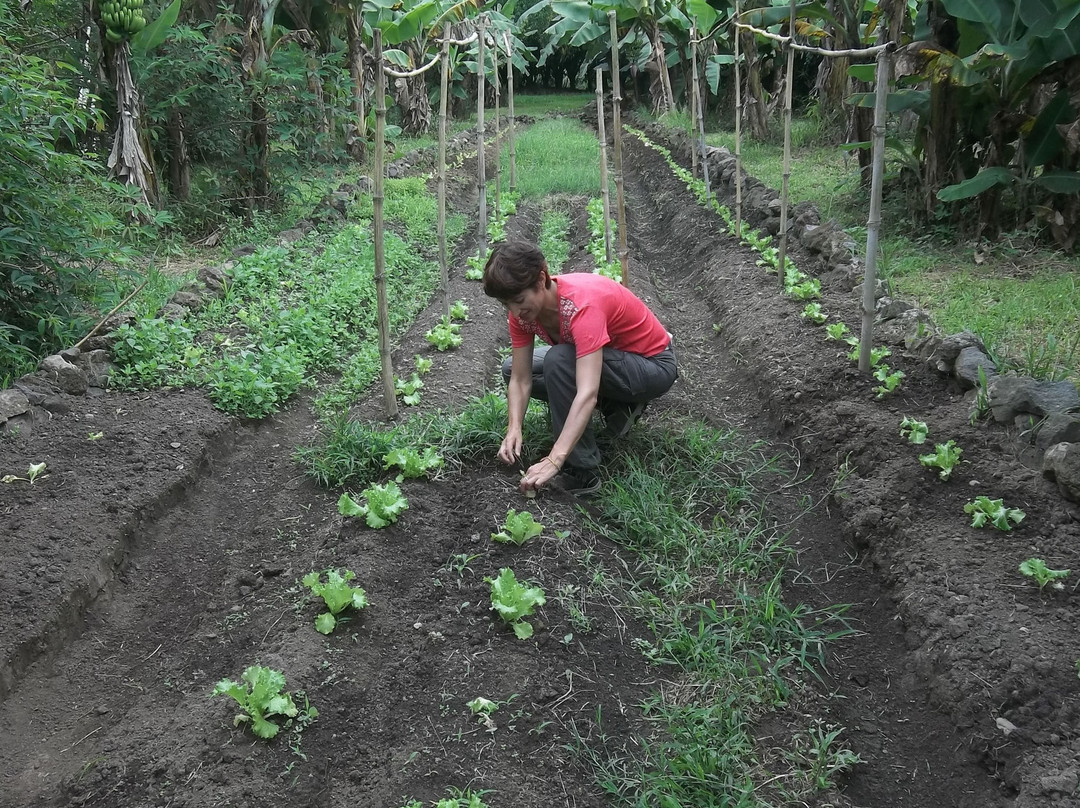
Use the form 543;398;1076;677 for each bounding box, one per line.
482;241;549;299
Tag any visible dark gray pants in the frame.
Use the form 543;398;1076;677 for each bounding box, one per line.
502;343;678;470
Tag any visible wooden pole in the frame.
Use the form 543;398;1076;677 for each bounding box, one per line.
373;29;397;419
777;0;796;288
692;21;711;203
733;2;744;240
596;66;613;263
493;32;501;221
438;33;451;319
859;37;891;375
476;18;488;261
690;25;699;179
608;10;629;287
504;32;516;193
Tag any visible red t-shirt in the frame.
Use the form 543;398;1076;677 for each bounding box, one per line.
508;273;670;358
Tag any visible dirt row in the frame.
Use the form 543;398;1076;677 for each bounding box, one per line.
0;118;1076;808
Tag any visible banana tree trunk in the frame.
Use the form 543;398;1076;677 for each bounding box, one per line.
739;28;769;139
247;94;271;208
167;109;190;201
394;42;433;136
107;41;157;208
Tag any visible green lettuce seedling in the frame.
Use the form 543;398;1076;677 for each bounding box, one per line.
964;496;1025;532
491;509;544;546
899;417;928;444
873;365;904;398
302;569;369;634
2;461;47;484
211;665;304;739
449;299;469;321
414;354;433;374
425;316;463;350
487;567;546;640
1019;558;1070;592
919;440;962;480
339;481;409;528
384;447;443;480
801;302;828;324
395;373;424;405
465;254;484;281
825;322;850;341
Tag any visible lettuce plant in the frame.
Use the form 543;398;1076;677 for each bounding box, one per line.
211;665;305;739
384;446;443;480
964;496;1025;531
919;440;963;480
1019;558;1070;592
487;567;546;640
425;316;463;350
873;365;904;398
899;417;928;444
339;481;409;528
395;372;424;405
302;569;369;634
801;302;828;324
491;509;544;546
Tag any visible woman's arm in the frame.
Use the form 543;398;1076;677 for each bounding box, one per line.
499;343;533;465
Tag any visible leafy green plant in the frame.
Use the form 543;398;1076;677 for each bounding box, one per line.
970;365;992;425
449;299;469;321
825;322;850;341
801;302;828;324
465;254;484;281
384;446;443;480
425;316;463;350
211;665;311;739
919;440;963;480
1019;558;1070;592
395;372;424;405
491;509;544;546
302;569;369;634
873;365;905;398
487;567;546;640
414;354;433;374
2;461;47;484
899;417;928;444
338;481;409;528
964;497;1025;532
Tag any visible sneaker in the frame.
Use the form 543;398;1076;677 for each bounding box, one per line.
603;401;647;439
552;465;602;497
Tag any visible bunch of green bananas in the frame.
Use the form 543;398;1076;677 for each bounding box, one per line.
100;0;146;44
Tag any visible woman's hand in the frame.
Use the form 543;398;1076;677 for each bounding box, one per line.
498;430;523;465
520;456;561;492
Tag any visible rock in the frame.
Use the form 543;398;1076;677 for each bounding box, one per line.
277;227;308;244
955;346;998;390
932;331;986;371
158;302;188;322
38;355;88;395
1038;768;1078;796
41;395;71;415
875;308;936;348
2;412;32;438
231;243;256;258
990;376;1080;423
167;290;201;313
0;389;30;423
198;264;228;296
356;175;374;193
1036;413;1080;453
59;347;82;363
876;296;915;320
1043;443;1080;503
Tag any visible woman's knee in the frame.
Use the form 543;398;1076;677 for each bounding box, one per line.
542;343;577;379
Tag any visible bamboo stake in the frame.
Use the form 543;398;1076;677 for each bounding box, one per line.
73;279;148;351
493;32;501;222
608;10;629;287
690;23;699;178
596;66;613;263
859;37;891;375
777;0;796;289
438;33;451;319
504;32;516;193
373;29;397;419
476;18;488;262
691;20;711;203
734;3;744;239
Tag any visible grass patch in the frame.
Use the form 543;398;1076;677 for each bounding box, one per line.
508;118;603;198
512;92;594;117
573;419;855;806
539;199;573;272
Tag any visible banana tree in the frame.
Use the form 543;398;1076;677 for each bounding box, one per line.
97;0;180;208
368;0;481;135
872;0;1080;241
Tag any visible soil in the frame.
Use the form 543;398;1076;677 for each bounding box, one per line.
2;117;1079;808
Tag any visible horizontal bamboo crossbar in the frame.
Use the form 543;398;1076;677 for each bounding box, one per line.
735;22;890;58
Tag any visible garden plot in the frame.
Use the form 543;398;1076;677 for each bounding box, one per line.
0;122;1075;808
